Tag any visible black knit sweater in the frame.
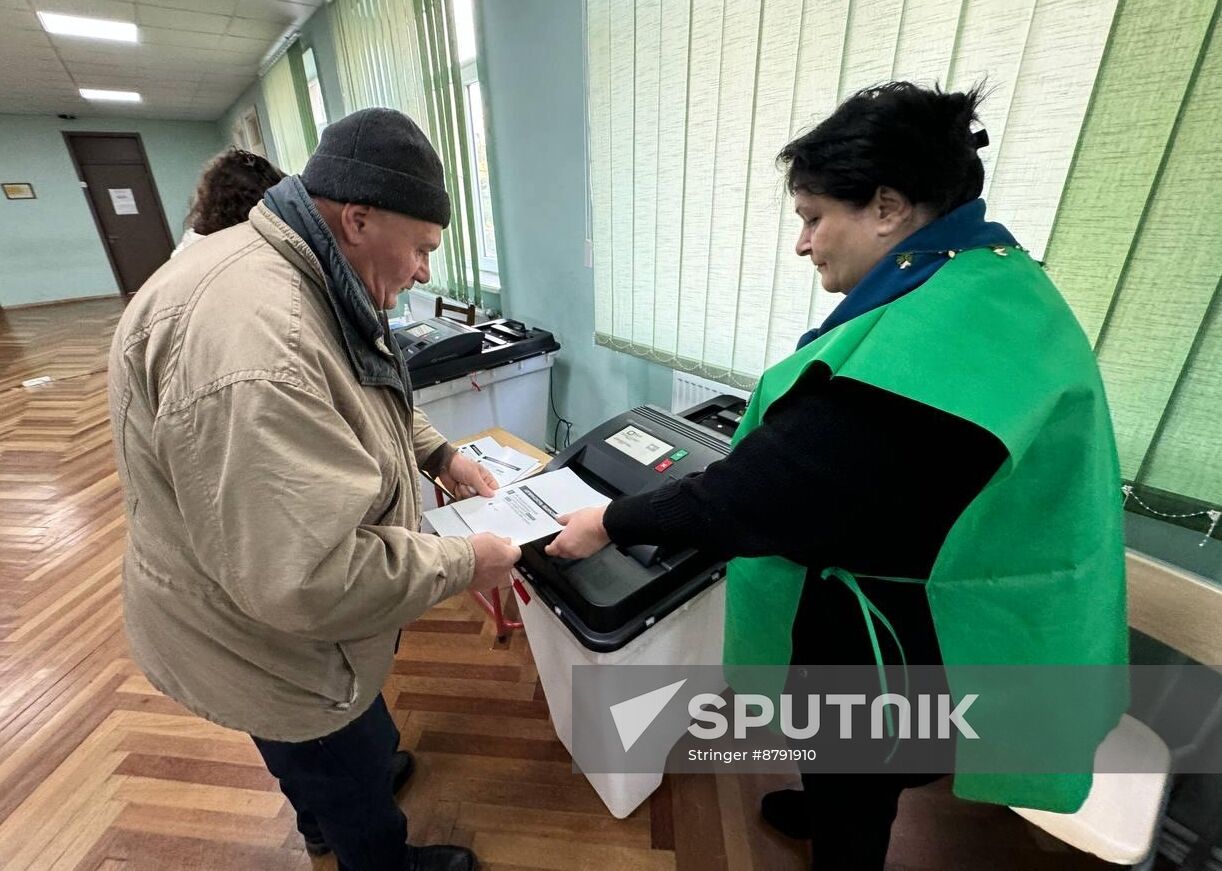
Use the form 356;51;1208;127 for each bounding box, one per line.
603;364;1007;665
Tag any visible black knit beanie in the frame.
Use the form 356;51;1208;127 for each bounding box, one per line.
301;108;451;228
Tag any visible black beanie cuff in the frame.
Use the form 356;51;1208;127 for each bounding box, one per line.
301;153;451;229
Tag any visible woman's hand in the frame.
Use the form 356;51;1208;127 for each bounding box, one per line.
440;452;498;499
545;505;611;559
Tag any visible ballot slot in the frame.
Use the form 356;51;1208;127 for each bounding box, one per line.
623;543;664;568
487;320;529;341
678;394;749;442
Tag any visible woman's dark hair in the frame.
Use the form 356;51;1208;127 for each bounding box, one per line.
186;148;285;235
779;81;987;216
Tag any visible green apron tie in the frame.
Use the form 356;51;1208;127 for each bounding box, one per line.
820;567;925;762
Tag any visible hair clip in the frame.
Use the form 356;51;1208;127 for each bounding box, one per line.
973;129;990;150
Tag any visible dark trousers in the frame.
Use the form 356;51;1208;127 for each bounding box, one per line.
792;576;950;870
252;695;406;871
802;772;944;870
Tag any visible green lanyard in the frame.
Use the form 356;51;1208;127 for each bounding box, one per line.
820;567;926;762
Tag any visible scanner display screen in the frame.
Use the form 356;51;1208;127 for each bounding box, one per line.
406;323;434;338
604;425;673;465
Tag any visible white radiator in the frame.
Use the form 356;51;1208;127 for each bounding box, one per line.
670;371;751;414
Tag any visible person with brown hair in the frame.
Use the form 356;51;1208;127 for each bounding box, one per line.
171;147;285;256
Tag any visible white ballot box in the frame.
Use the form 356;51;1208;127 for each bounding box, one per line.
518;576;726;819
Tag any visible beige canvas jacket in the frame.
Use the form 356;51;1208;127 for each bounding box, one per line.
107;203;474;741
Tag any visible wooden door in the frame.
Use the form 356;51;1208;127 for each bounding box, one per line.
64;132;175;296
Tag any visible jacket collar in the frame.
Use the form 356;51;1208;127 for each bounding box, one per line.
256;176;412;407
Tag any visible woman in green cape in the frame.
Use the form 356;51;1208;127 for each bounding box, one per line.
549;82;1127;869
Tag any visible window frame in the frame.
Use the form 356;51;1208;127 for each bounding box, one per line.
300;45;329;139
233;105;266;158
460;58;499;289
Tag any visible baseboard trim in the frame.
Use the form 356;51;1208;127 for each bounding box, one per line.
1;293;124;311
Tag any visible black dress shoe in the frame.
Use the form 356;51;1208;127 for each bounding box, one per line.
761;788;813;839
392;749;416;795
403;844;478;871
301;751;418;856
303;836;330;857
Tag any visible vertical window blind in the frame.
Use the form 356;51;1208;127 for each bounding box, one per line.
1047;0;1220;511
589;0;1221;517
587;0;1116;388
261;43;317;174
330;0;487;307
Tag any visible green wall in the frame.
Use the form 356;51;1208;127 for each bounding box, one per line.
477;0;672;440
0;114;225;308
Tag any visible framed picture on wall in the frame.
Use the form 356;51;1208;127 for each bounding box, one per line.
2;183;36;200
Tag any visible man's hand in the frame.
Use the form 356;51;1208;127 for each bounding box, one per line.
468;532;521;593
440;452;497;499
545;505;611;559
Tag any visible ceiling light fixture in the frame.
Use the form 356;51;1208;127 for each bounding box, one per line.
79;88;142;102
37;11;138;43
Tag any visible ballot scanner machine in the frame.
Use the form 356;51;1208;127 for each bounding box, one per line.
393;316;559;387
515;405;733;817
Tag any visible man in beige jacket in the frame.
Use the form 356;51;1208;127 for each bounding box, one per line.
108;108;518;871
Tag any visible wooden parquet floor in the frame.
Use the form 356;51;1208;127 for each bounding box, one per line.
0;297;1119;870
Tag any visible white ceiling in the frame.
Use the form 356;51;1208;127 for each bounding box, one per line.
0;0;326;122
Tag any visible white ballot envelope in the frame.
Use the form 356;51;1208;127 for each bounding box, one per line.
423;468;610;545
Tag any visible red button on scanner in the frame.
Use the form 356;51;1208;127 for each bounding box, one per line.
654;458;674;473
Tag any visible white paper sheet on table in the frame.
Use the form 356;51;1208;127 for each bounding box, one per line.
422;468;610;545
456;436;543;488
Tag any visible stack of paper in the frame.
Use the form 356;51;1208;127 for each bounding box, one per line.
456;436;543;488
423;468;610;546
